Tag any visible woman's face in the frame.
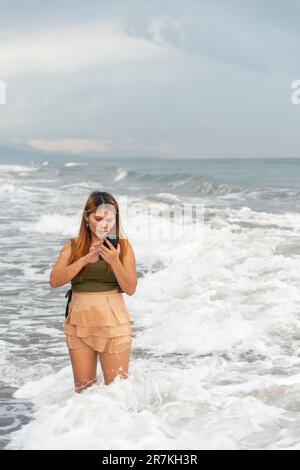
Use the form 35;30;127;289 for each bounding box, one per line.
86;204;116;240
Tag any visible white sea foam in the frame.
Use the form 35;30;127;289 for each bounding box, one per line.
0;164;39;172
64;162;88;167
5;359;300;450
114;169;128;181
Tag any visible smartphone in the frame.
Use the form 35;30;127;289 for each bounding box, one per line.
103;235;119;249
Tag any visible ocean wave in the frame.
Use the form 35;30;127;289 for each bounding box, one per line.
0;164;39;173
64;162;88;167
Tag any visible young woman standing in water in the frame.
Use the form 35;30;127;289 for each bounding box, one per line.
49;191;137;392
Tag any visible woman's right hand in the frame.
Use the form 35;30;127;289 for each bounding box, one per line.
83;241;103;264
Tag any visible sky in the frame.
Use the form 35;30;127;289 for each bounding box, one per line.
0;0;300;159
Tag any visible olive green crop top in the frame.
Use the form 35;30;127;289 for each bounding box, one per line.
70;238;123;293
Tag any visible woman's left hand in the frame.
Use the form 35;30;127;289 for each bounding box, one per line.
98;239;121;266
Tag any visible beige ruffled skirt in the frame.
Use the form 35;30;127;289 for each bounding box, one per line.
64;289;132;354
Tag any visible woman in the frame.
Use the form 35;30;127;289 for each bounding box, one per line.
49;191;137;392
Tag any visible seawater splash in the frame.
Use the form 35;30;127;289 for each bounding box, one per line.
0;156;300;449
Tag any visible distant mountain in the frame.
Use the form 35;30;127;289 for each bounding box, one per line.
0;142;96;164
0;142;140;164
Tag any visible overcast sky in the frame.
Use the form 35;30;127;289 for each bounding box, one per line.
0;0;299;159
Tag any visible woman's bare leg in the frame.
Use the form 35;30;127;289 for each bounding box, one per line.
99;346;131;385
68;347;98;393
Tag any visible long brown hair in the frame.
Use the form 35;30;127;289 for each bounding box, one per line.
69;191;128;281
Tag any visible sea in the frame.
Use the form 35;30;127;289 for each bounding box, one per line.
1;155;300;450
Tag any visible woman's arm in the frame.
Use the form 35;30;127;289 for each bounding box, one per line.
109;241;137;296
49;240;88;288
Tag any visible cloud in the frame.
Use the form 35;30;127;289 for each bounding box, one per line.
145;6;300;75
27;138;113;154
0;18;167;76
147;17;186;47
26;137;180;157
0;1;300;159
